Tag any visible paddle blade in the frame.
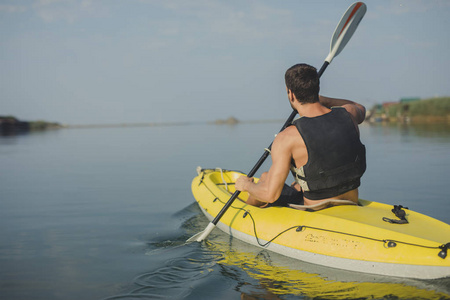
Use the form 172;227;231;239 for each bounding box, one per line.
186;222;216;243
326;2;367;63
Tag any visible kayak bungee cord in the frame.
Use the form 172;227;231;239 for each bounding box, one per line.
197;169;448;259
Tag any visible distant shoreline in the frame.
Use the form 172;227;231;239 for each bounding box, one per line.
1;117;287;134
367;97;450;124
4;96;449;135
66;118;284;129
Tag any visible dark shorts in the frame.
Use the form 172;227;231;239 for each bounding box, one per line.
267;184;304;207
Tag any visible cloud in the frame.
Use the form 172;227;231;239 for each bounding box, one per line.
373;0;450;15
140;0;300;52
0;4;27;13
9;0;93;23
0;0;95;22
33;0;79;23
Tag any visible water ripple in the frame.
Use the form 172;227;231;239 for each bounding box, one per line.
103;245;225;300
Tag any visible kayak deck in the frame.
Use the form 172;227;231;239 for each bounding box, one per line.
192;169;450;279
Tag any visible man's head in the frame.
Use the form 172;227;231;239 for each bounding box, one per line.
285;64;320;104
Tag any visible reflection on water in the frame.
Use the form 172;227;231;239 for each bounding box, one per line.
366;122;450;139
212;240;450;299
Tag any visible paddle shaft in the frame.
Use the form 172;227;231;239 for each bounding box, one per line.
192;2;367;242
210;61;330;226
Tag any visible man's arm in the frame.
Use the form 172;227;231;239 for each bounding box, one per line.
235;131;292;204
319;95;366;124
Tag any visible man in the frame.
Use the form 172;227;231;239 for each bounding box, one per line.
235;63;366;210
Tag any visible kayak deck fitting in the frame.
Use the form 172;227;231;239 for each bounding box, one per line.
191;168;450;279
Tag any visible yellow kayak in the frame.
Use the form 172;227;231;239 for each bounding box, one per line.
191;168;450;279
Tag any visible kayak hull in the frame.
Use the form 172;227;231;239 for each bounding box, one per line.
191;169;450;279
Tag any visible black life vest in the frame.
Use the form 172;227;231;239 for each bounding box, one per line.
291;107;366;200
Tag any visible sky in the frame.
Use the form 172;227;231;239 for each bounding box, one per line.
1;0;450;125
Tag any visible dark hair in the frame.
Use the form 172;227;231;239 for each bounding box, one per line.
285;64;320;104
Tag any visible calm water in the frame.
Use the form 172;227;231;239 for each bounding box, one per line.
1;122;450;300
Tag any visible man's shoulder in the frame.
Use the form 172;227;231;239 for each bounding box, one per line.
275;125;303;146
278;124;299;138
273;124;306;163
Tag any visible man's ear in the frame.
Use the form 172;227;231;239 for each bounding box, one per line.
287;89;295;103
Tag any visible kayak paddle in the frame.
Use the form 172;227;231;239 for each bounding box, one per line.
188;2;367;243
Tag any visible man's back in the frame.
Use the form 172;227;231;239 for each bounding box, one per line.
287;106;366;206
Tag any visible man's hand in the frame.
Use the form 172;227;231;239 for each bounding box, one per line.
235;176;254;192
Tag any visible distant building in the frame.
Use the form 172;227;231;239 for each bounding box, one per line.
382;102;397;108
400;97;420;103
